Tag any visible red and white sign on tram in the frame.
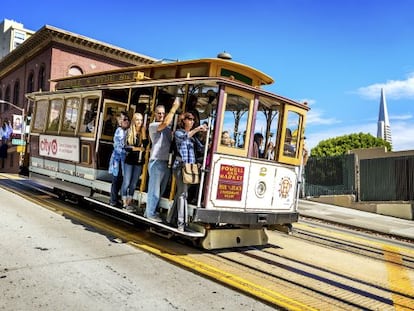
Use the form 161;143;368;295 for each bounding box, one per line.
39;135;80;162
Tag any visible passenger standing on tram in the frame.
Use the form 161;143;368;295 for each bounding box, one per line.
169;112;207;231
253;133;264;158
108;111;130;207
121;112;148;211
145;98;180;222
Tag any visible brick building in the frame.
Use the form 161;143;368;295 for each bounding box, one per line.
0;21;156;172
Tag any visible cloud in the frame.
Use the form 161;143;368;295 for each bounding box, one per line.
357;73;414;100
306;108;340;125
390;113;412;121
389;120;414;151
306;118;414;152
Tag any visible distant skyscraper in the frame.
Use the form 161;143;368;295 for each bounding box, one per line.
377;88;392;146
0;19;34;59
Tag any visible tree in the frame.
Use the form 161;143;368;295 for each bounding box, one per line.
310;132;392;157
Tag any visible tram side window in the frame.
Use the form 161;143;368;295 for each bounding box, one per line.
47;99;63;132
220;93;250;149
33;99;48;132
62;98;80;133
79;97;99;134
254;97;281;160
283;111;301;158
185;85;218;126
101;103;130;139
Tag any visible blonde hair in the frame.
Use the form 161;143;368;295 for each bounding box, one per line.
127;113;146;145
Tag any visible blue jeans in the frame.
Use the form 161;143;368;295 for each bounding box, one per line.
145;160;170;217
121;163;143;201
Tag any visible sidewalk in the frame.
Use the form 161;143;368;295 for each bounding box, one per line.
298;199;414;241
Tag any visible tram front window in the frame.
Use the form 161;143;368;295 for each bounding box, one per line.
283;111;301;158
220;92;250;150
253;97;281;160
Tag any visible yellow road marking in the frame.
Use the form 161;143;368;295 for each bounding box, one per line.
383;245;414;310
5;183;316;311
0;173;24;180
296;222;414;310
130;241;317;311
295;222;414;256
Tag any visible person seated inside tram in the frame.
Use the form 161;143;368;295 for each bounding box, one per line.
253;133;264;158
86;112;97;133
103;107;118;136
221;131;235;147
265;141;275;160
284;128;296;156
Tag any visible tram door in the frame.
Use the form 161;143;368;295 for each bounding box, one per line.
96;99;129;181
208;88;255;210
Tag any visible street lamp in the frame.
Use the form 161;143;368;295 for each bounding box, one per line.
0;99;26;168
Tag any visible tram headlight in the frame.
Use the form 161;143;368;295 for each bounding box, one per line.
255;181;266;198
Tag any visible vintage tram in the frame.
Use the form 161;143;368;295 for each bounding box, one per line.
26;57;309;249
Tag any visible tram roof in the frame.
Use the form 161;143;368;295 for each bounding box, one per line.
52;58;274;90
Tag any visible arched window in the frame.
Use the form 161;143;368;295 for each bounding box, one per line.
13;80;20;106
68;65;83;76
38;64;46;91
4;85;11;111
27;71;34;93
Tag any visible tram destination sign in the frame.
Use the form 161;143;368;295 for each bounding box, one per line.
56;71;144;90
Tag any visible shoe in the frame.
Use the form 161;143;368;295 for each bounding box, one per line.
125;206;135;213
109;202;117;207
147;215;162;223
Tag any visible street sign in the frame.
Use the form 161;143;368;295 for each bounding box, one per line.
16;145;26;153
12;139;26;145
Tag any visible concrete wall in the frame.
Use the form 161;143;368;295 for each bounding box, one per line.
308;194;414;220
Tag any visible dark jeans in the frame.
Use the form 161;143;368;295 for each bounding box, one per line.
110;165;123;205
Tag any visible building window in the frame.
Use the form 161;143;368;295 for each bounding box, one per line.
68;66;83;76
4;85;11;112
38;65;45;91
13;80;20;106
13;31;26;49
27;72;34;93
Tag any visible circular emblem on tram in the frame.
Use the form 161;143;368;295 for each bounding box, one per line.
279;176;292;198
255;181;266;198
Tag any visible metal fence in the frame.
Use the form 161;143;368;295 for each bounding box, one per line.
359;156;414;201
304;154;414;202
304;154;355;197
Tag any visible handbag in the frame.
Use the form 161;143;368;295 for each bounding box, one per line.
182;163;200;184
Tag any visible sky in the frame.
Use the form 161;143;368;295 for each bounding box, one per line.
2;0;414;151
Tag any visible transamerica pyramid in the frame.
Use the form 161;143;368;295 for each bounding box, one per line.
377;88;392;147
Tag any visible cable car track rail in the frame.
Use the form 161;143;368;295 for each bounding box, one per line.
292;222;414;270
1;175;414;310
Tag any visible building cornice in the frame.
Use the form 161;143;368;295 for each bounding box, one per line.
0;24;157;77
